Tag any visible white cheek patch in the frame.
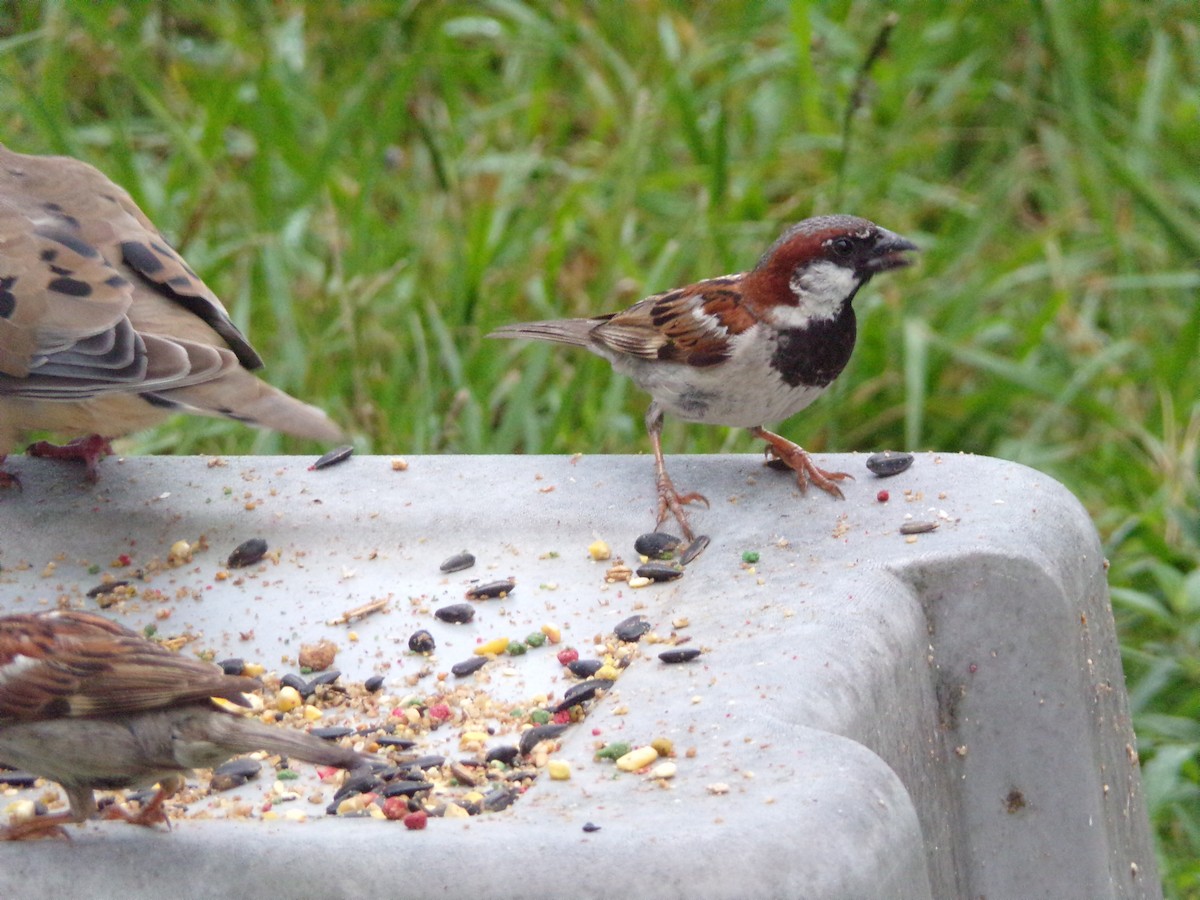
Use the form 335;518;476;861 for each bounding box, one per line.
777;260;860;326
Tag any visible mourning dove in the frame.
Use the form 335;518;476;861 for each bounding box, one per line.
0;144;342;484
0;610;373;840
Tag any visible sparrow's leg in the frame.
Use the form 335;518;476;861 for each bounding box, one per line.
646;402;708;540
0;454;19;490
101;775;182;830
750;427;851;499
26;435;114;483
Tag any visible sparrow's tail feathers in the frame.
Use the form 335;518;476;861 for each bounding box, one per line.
487;319;599;348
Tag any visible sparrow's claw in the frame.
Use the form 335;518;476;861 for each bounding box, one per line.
654;476;709;542
102;784;175;830
26;435;114;483
0;813;75;841
753;427;851;500
0;454;18;490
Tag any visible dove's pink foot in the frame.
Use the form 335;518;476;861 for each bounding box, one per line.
26;435;114;483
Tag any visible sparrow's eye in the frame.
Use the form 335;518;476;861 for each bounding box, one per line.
830;237;855;258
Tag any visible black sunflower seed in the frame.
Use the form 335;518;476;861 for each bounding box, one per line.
658;647;702;664
451;656;488;677
227;538;268;568
309;445;354;471
566;658;604;678
434;603;476;624
280;673;313;697
466;579;516;600
374;736;416;750
680;534;710;565
439;552;476;573
363;674;385;692
554;678;614;712
210;758;262;791
332;771;381;802
410;754;446;770
633;532;682;559
483;786;519;811
379;780;434;798
485;745;520;767
309;726;354;741
866;451;914;477
636;562;684;582
614;615;651;642
519;724;568;756
308;669;342;688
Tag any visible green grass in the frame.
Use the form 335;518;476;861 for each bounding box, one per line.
3;0;1199;890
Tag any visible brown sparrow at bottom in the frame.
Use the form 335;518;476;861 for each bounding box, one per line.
489;215;917;539
0;610;371;840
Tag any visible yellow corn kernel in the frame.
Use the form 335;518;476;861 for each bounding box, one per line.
474;636;510;656
616;746;659;772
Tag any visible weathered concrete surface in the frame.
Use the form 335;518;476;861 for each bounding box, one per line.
0;452;1159;898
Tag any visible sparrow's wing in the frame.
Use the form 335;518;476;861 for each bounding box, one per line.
0;611;259;721
0;144;341;441
590;275;760;367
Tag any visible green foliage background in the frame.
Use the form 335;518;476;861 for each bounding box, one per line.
2;1;1198;891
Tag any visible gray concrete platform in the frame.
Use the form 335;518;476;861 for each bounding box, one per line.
0;452;1159;898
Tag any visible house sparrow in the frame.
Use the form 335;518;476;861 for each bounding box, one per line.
0;610;371;840
0;144;342;487
489;215;917;539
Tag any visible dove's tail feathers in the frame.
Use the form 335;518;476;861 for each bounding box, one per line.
145;371;344;443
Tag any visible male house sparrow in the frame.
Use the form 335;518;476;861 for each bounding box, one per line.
490;215;916;539
0;610;370;840
0;145;342;486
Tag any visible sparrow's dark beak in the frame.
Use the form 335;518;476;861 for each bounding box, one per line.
862;229;918;275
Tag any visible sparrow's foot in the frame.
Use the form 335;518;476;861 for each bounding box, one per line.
654;469;709;543
26;435;114;483
752;427;851;500
101;780;178;830
0;812;76;841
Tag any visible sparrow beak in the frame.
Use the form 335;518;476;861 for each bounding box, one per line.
862;229;918;275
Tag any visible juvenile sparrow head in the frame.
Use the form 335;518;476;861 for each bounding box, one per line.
489;215;917;539
0;144;342;486
0;610;371;840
